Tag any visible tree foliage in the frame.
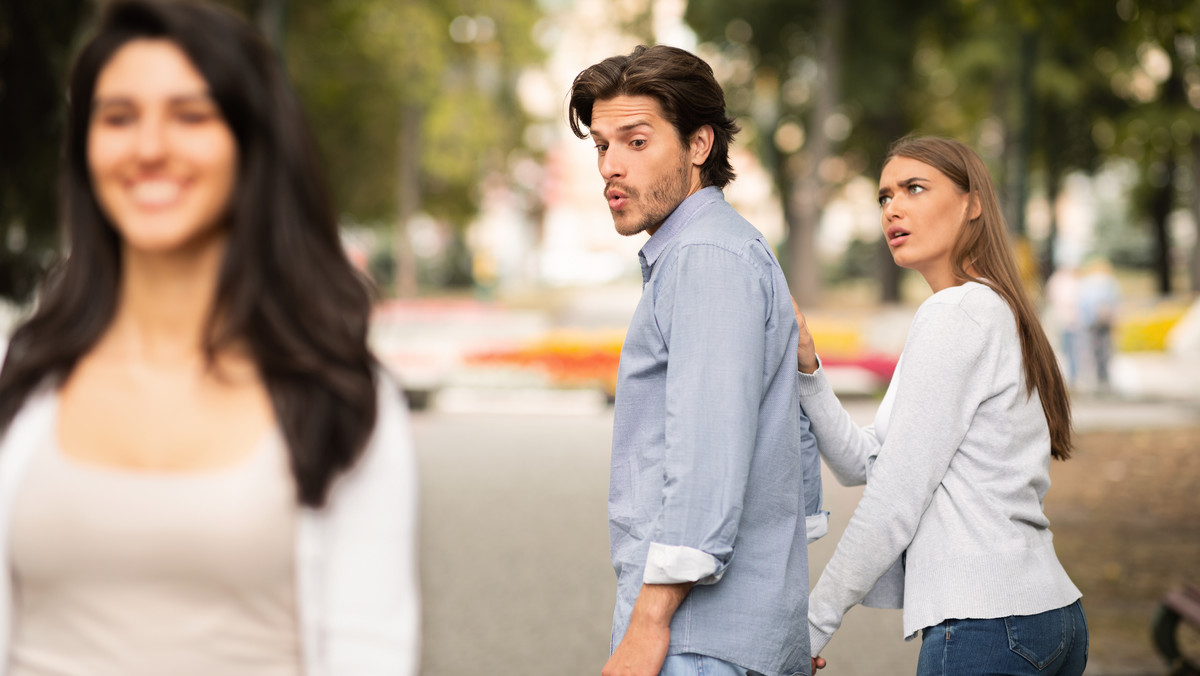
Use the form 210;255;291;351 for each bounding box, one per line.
0;0;92;302
685;0;1200;300
0;0;544;302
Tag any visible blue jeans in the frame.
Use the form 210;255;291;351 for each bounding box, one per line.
660;653;750;676
917;600;1088;676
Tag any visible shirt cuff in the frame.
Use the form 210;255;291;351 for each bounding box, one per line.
809;620;833;656
643;543;722;585
797;355;830;397
806;511;830;545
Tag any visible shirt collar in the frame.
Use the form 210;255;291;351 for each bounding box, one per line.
638;186;724;281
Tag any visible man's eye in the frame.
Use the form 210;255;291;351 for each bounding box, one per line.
631;139;646;148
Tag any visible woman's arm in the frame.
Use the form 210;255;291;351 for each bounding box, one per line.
792;299;880;486
807;301;991;655
310;374;420;675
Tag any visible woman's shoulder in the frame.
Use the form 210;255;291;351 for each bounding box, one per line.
907;283;1016;355
919;281;1011;325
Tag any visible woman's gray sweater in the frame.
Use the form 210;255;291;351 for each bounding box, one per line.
800;281;1080;656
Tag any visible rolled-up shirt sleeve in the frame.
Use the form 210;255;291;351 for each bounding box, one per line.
643;543;721;585
646;242;768;583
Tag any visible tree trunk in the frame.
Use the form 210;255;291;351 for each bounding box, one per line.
1150;155;1175;298
1192;139;1200;295
394;102;422;298
787;0;844;306
256;0;287;53
1004;29;1036;239
1040;160;1061;283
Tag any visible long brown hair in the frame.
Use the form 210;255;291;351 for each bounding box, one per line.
885;135;1072;460
0;0;380;505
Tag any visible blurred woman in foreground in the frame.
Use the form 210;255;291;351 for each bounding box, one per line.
797;136;1086;675
0;1;418;673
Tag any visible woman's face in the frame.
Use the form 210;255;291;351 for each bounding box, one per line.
88;39;238;257
877;155;976;291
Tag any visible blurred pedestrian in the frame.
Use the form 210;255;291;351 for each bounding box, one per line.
793;136;1086;675
1046;264;1083;386
0;1;418;674
1078;257;1120;392
568;45;826;676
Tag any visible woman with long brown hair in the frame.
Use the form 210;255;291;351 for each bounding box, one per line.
0;1;417;673
797;136;1085;675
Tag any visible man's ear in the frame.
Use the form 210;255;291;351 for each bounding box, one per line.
689;125;714;167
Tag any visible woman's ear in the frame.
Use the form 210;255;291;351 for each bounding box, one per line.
969;191;983;221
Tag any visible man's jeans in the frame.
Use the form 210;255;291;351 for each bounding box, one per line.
660;653;751;676
917;599;1088;676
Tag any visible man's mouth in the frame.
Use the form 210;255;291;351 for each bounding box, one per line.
606;186;630;211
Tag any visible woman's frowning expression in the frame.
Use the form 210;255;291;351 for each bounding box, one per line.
878;155;979;291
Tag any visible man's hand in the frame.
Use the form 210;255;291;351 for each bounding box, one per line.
601;614;670;676
601;583;692;676
812;655;827;671
790;295;819;374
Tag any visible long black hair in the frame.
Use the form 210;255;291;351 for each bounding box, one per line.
0;0;379;507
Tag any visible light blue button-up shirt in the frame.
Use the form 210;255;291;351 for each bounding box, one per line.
609;187;825;676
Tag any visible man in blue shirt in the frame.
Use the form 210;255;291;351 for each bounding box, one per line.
567;45;827;676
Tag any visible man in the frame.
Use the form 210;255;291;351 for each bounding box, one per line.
568;45;826;676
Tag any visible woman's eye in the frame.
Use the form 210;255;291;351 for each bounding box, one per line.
176;108;218;124
631;139;646;148
97;111;135;126
594;144;608;154
909;184;925;194
878;195;891;207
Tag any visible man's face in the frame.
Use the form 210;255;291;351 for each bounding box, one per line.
588;95;703;237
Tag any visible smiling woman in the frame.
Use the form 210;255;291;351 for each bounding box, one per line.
87;39;238;258
0;1;418;674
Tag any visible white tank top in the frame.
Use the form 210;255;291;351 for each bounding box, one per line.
8;431;301;676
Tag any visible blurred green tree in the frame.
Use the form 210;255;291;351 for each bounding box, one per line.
687;0;1200;301
685;0;944;304
0;0;544;304
1097;0;1200;295
0;0;91;304
283;0;543;296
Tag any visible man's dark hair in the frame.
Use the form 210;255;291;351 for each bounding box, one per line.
568;44;740;189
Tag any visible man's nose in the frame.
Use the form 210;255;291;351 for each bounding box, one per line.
600;149;622;181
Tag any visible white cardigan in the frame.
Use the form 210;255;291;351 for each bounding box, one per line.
0;375;420;675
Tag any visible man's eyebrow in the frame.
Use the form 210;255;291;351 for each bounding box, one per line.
617;120;653;132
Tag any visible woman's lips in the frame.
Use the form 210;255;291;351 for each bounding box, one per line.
129;179;183;208
886;227;910;247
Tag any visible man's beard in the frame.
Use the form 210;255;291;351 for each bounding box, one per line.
609;152;692;237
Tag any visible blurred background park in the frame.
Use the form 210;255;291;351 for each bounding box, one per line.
2;0;1199;674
